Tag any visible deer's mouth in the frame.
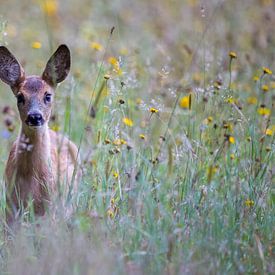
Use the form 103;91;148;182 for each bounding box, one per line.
25;121;45;127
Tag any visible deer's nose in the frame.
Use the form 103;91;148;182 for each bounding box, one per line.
26;113;44;126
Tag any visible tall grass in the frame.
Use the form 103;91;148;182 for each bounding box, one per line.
0;0;274;274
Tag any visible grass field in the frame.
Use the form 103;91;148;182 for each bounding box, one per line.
0;0;274;274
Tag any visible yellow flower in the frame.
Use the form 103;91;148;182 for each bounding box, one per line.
107;209;115;219
42;0;58;16
90;42;103;51
113;139;127;145
265;128;273;136
122;117;133;127
136;98;142;105
229;136;235;144
104;138;111;144
179;95;191;109
227;97;236;104
247;96;257;105
261;85;269;92
207;116;213;123
119;48;128;55
50;124;60;132
150;107;159;113
229;51;237;59
104;74;111;80
263;67;272;75
139;134;145;140
31;41;42;49
192;72;202;83
223;122;233;132
257;107;271;116
245;199;254;207
253;76;260;82
230;154;235;160
207;165;218;182
113;171;119;179
108;56;120;70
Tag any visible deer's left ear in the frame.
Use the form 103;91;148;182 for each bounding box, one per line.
42;44;70;87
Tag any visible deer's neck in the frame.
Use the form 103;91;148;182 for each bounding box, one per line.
16;124;52;173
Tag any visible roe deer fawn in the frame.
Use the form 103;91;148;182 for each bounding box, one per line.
0;45;79;225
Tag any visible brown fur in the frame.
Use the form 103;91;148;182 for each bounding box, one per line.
0;45;79;225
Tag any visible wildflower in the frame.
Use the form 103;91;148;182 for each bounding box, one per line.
214;81;221;90
257;107;271;116
192;72;202;84
203;116;213;125
31;41;42;49
151;158;159;165
103;106;109;113
139;134;145;140
51;124;60;132
107;209;115;219
104;74;110;80
265;128;273;136
108;56;120;72
122;117;133;127
229;51;237;59
113;171;119;179
113;139;127;145
90;42;103;51
111;197;115;206
5;118;15;132
247;96;257;105
88;159;96;167
253;76;260;82
179;95;191;109
119;48;128;55
150;107;159;113
136;98;142;105
207;165;218;182
207;116;213;123
42;0;58;16
227;97;236;104
245;199;254;207
261;85;269;92
223;122;233;132
104;138;111;144
229;136;235;144
263;67;272;75
230;154;235;160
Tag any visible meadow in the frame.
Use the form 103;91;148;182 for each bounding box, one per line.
0;0;274;274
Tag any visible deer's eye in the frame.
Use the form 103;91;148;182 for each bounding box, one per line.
17;94;25;105
44;93;52;103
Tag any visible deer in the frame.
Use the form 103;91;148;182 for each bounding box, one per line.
0;44;79;226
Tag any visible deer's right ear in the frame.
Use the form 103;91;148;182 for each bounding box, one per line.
0;46;25;93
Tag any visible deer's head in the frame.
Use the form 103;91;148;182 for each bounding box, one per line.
0;45;70;130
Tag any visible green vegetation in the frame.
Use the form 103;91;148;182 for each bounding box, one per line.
0;0;274;274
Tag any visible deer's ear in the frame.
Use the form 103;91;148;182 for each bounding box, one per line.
0;46;25;91
42;44;71;87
